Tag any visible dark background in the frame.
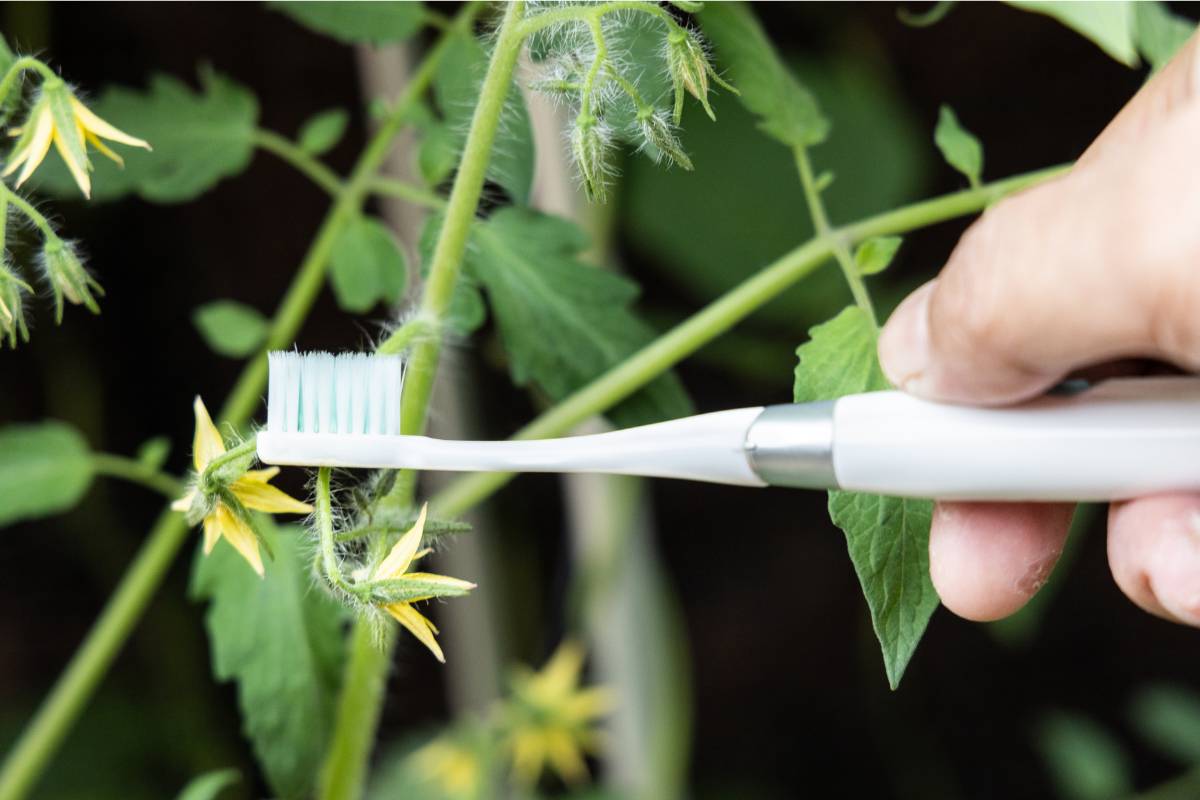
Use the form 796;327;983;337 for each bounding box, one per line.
1;2;1197;799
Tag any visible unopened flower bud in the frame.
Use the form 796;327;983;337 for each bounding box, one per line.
637;108;693;171
40;238;102;321
0;262;30;348
571;115;612;203
666;27;715;121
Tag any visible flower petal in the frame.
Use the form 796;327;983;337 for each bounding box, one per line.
202;510;221;554
70;96;151;150
376;504;428;579
545;728;588;784
215;503;264;577
9;106;52;185
401;572;477;593
534;641;585;698
191;396;225;472
510;731;547;788
563;686;615;722
230;476;313;515
242;466;280;482
386;601;444;662
170;489;196;513
84;129;123;167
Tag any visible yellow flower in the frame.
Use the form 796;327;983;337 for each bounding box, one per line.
409;737;483;798
4;78;150;198
172;396;312;577
373;504;476;663
504;641;614;788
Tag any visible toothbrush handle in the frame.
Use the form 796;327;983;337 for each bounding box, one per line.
825;376;1200;501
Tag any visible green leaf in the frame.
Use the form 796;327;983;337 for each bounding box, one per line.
297;108;349;156
621;52;929;332
191;523;345;799
698;2;829;147
1130;683;1200;765
1134;1;1197;72
1007;1;1138;66
136;436;172;471
934;104;983;187
466;207;692;428
416;119;458;187
434;28;534;203
854;236;903;277
32;67;258;203
175;769;240;800
329;217;409;313
1036;711;1132;800
793;307;937;688
192;300;269;358
0;422;94;527
274;1;425;44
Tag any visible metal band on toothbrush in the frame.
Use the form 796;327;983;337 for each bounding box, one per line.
743;401;838;489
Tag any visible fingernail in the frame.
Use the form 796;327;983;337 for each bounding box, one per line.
878;281;935;393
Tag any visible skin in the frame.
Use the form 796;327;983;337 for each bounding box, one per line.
877;34;1200;624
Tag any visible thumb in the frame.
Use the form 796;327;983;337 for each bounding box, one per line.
878;100;1200;404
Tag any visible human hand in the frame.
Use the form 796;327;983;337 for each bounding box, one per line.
877;35;1200;625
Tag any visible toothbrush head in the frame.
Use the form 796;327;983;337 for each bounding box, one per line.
266;351;403;436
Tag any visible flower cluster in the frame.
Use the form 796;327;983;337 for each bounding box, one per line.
0;51;149;347
173;397;312;577
527;4;733;202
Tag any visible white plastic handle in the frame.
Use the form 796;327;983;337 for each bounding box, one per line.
833;376;1200;501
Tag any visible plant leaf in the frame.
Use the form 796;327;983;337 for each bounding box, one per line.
0;422;93;528
699;1;829;147
329;216;409;313
297;108;349;156
934;104;983;187
191;523;346;799
192;300;269;358
1036;711;1133;800
854;236;903;277
32;66;258;203
1007;1;1138;66
1129;683;1200;765
1133;1;1197;72
434;26;534;203
175;769;240;800
274;1;425;44
465;207;692;428
793;306;937;688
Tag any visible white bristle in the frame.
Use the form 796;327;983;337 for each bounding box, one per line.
266;351;404;435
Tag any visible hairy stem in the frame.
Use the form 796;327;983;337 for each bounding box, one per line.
253;128;346;196
368;176;447;211
429;164;1069;517
794;145;875;324
0;182;56;239
319;7;529;799
90;453;183;500
0;14;472;799
0;56;55;108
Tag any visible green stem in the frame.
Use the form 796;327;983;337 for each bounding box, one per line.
517;1;673;37
794;145;875;324
376;317;434;356
0;56;54;108
253;129;346;196
315;467;356;595
0;15;474;799
579;18;608;118
0;182;56;239
91;453;183;500
319;7;528;800
368;177;446;211
429;163;1069;517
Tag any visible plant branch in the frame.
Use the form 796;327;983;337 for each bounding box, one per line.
368;176;447;210
517;1;675;38
252;128;346;196
91;453;183;500
429;163;1069;517
794;145;875;324
0;11;475;799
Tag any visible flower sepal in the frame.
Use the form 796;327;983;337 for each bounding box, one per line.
364;574;477;606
